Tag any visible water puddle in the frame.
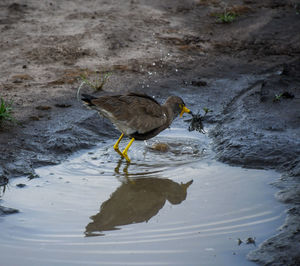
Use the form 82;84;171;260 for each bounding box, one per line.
0;128;285;265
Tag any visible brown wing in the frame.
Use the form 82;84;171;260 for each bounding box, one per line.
91;94;167;134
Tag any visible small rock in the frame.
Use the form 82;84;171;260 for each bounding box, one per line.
36;105;51;111
281;91;294;99
152;143;170;152
27;173;39;180
29;116;40;121
55;103;72;108
12;79;23;84
246;237;256;245
191;79;207;87
11;74;33;82
0;206;19;215
237;238;243;245
16;183;26;188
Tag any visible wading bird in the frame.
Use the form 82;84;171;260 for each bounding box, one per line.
82;92;191;162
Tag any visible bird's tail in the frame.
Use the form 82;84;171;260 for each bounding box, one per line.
81;94;97;107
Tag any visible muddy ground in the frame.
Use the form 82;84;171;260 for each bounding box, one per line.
0;0;300;265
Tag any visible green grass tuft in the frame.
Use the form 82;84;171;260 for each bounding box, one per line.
273;93;283;102
0;97;16;125
216;11;237;23
80;72;112;91
203;107;213;115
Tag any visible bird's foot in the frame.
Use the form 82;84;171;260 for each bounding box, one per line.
122;151;131;163
113;147;131;162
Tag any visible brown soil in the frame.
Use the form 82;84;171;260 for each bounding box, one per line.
1;0;300;265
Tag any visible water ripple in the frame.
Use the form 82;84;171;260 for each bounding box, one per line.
0;128;285;266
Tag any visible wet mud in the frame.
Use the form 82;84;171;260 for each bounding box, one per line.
1;0;300;265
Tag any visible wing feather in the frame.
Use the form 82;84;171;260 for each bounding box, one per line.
91;94;167;134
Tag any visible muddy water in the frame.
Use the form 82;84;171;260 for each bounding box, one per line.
0;128;285;266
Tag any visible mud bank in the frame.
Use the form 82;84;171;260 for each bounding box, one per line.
209;61;300;266
1;0;300;265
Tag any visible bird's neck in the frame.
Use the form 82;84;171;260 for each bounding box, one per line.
162;105;175;126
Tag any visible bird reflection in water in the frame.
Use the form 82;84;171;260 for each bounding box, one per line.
85;160;193;237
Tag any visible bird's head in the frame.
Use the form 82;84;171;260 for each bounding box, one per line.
165;96;191;118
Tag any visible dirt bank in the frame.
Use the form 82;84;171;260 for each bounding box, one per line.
1;0;300;265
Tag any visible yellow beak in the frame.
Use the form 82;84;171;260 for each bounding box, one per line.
180;106;191;118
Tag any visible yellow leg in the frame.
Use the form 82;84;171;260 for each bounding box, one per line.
113;133;124;151
122;138;135;162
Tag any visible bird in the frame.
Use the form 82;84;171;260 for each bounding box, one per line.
81;92;191;162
